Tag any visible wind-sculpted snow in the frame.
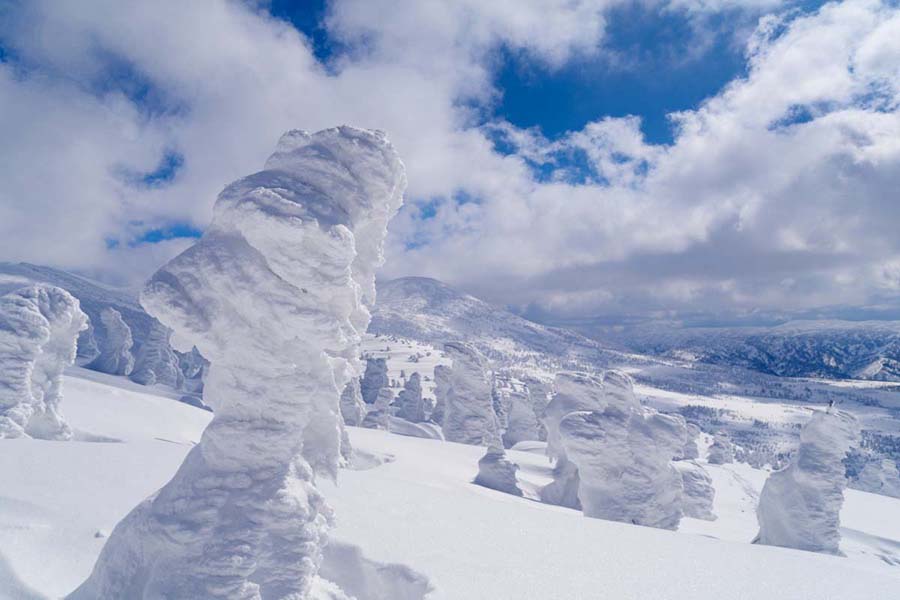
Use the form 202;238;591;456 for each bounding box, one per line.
707;434;735;465
560;407;687;530
440;342;501;446
852;459;900;499
71;126;405;599
474;445;523;496
756;410;860;555
0;285;86;440
362;388;394;430
87;308;134;376
680;423;701;461
361;357;389;405
395;372;427;423
129;321;182;389
499;385;540;448
340;378;367;427
430;364;450;424
675;460;716;521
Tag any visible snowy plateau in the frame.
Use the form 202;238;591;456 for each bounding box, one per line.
2;129;900;599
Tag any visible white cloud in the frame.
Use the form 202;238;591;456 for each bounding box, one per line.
0;0;898;321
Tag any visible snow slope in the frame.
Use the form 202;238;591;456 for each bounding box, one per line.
2;368;899;599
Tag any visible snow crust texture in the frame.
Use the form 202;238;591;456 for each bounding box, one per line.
440;342;501;446
0;285;87;440
756;409;860;554
71;126;405;599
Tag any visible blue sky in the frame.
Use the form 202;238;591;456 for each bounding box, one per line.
1;0;898;323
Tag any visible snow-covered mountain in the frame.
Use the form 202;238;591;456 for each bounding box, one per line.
370;277;626;371
581;320;900;381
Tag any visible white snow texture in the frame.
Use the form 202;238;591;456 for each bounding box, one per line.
70;126;405;599
756;409;860;554
674;460;716;521
87;307;135;376
474;445;523;496
0;284;86;440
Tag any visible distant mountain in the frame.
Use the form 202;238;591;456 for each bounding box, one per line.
370;277;625;370
579;319;900;381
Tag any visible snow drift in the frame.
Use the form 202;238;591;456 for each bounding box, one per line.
0;285;87;440
756;409;860;554
71;126;405;599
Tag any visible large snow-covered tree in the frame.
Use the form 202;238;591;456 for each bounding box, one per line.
71;126;405;599
440;342;501;446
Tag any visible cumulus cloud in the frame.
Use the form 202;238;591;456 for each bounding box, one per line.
0;0;898;321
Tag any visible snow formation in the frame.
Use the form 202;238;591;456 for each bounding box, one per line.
430;364;450;424
756;409;860;554
680;423;701;460
500;385;541;448
0;285;87;440
129;321;182;389
340;378;367;427
852;459;900;498
362;387;394;430
86;307;134;376
71;126;405;599
395;372;427;423
707;434;735;465
674;460;716;520
440;342;501;446
474;445;523;496
361;357;389;404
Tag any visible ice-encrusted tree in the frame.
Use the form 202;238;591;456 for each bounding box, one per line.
87;307;135;376
500;386;541;448
430;363;450;424
674;460;716;520
755;409;859;555
340;378;366;427
474;445;523;496
559;405;687;530
0;285;87;440
129;320;183;389
361;357;389;404
72;126;405;599
361;387;393;430
853;458;900;498
679;423;701;461
394;371;427;423
707;434;735;464
440;342;501;446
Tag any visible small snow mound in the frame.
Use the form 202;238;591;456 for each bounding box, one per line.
474;445;523;497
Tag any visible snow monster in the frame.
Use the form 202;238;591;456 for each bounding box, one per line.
71;127;405;599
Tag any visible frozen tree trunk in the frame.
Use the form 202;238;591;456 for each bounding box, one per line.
474;445;523;496
340;378;366;427
441;342;501;446
756;409;860;555
360;357;388;405
71;126;405;599
675;460;716;520
707;434;735;464
130;321;183;389
560;407;687;530
87;307;135;376
395;372;426;423
0;285;87;440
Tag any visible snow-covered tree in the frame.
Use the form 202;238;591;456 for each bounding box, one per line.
87;307;134;376
72;126;405;599
679;423;701;460
474;445;523;496
501;387;541;448
129;320;183;389
340;378;366;426
674;460;716;520
756;409;860;554
361;357;389;405
430;364;451;424
395;371;427;423
441;342;501;446
362;387;393;430
707;434;735;464
559;406;687;530
852;458;900;498
0;285;86;440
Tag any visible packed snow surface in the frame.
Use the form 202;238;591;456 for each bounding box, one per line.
2;368;900;598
